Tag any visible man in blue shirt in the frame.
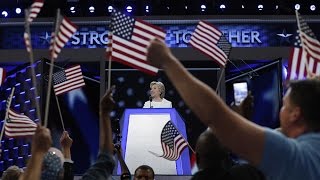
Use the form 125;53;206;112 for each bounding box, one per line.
146;39;320;180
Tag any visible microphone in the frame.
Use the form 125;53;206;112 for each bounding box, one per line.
149;96;153;108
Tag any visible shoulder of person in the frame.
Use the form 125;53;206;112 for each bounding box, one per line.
163;98;172;103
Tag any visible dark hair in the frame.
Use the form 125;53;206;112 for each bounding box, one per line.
134;165;155;178
195;129;232;170
289;79;320;131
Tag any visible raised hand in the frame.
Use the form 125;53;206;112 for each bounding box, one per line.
100;85;116;116
147;38;175;69
32;126;52;154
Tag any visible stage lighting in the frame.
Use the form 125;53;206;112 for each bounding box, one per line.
295;4;300;10
15;8;21;14
2;11;8;17
258;4;263;11
89;6;95;13
126;6;133;13
185;6;188;10
108;6;113;13
145;5;149;13
220;4;226;9
241;5;245;9
310;5;316;11
70;6;76;13
201;4;206;12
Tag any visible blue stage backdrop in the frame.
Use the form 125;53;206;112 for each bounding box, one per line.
1;20;320;49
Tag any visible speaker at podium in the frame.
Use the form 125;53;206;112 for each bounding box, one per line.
118;108;191;175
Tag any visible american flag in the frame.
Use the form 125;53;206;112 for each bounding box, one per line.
53;65;85;96
27;0;44;23
51;16;78;59
189;21;232;67
5;109;37;138
109;10;166;75
159;121;188;161
0;67;6;87
288;11;320;80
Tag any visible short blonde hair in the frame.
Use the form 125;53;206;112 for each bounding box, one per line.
150;81;165;99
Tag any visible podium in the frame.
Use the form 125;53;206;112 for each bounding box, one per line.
118;108;191;175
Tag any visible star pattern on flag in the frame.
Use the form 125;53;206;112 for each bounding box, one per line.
111;12;135;40
53;71;67;85
161;122;180;149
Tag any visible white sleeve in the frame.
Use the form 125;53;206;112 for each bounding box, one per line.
143;101;149;108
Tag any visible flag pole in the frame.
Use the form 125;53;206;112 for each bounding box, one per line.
0;87;15;141
24;9;42;124
215;67;225;93
107;32;113;90
295;10;310;72
44;9;61;128
169;120;195;154
54;94;65;131
0;121;5;142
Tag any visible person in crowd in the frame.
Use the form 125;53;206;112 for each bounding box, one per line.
231;91;254;121
1;165;23;180
116;144;155;180
41;131;74;180
191;128;233;180
143;81;172;108
134;165;155;180
114;144;131;180
146;38;320;180
81;86;116;179
19;126;52;180
41;147;64;180
60;131;74;180
19;128;74;180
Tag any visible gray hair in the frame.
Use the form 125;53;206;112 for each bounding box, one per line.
2;166;23;180
150;81;165;99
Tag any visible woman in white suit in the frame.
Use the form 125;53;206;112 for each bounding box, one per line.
143;81;172;108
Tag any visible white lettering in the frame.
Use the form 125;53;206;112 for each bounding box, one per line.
71;32;80;45
251;31;261;43
182;31;192;43
90;32;100;45
100;32;108;44
241;31;250;43
229;31;241;43
173;31;182;44
80;32;89;45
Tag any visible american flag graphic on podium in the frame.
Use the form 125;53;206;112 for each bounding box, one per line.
159;121;188;161
109;10;166;75
288;11;320;80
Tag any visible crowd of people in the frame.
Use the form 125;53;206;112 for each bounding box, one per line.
1;38;320;180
